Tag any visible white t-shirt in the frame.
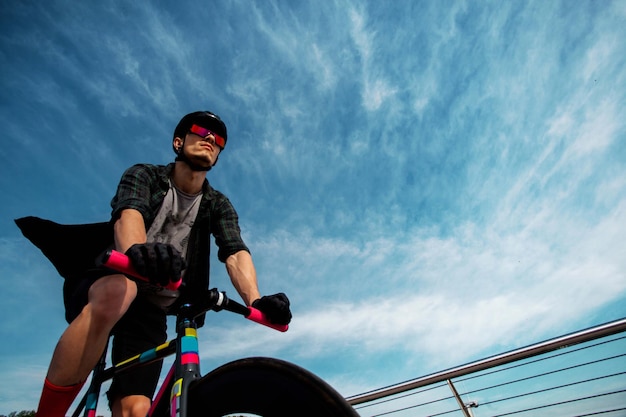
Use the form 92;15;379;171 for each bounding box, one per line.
140;179;202;309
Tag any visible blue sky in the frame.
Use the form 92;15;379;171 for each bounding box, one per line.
1;0;625;414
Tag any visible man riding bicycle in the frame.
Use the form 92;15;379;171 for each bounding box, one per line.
22;111;292;417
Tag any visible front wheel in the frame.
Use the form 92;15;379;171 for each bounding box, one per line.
187;357;359;416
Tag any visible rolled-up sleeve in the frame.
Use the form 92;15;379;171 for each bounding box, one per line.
212;194;250;262
110;164;158;223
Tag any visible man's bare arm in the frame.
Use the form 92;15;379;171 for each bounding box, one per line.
114;209;147;253
225;250;261;306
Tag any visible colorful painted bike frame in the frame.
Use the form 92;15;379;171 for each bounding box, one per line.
69;250;358;417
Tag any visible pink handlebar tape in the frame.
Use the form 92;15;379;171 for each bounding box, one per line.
103;250;182;291
246;307;289;332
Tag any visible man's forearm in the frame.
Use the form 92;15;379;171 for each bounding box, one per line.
225;250;261;305
114;209;147;253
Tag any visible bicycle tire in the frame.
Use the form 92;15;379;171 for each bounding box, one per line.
186;357;359;416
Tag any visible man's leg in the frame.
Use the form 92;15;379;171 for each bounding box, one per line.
36;274;137;417
108;296;167;417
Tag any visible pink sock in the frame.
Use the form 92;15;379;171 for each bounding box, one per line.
35;378;84;417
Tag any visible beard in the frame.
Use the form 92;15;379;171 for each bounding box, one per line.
175;149;214;172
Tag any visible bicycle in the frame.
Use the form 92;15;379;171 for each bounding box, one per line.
67;249;359;417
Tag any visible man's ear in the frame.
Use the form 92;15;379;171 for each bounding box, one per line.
173;137;184;153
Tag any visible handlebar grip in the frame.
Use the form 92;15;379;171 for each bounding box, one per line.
102;250;182;291
246;307;289;332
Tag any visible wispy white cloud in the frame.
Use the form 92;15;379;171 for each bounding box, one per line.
231;195;626;377
348;7;372;62
347;6;398;111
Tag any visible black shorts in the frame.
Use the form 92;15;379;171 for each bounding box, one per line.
65;271;167;404
108;295;167;404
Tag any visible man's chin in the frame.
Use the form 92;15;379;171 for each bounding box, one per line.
176;155;213;172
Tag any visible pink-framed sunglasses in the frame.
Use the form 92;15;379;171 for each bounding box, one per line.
189;124;226;149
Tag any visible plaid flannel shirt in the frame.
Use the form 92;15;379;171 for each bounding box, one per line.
110;163;249;303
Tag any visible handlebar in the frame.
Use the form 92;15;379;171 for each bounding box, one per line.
101;249;182;290
101;250;288;332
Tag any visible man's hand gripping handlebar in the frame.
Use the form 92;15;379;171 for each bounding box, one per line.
102;249;183;290
100;250;289;332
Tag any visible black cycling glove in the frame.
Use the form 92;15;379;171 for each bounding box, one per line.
125;243;185;286
252;293;292;325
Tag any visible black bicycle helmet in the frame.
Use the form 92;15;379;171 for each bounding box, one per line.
172;111;228;154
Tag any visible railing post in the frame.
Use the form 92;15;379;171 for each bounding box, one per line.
447;379;472;417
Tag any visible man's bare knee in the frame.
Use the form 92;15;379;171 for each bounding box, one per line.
88;275;137;324
112;394;151;417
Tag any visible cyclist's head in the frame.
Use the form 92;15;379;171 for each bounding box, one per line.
173;111;228;153
172;111;228;171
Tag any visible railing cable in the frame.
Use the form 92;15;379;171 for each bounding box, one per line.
463;353;626;395
479;371;626;407
490;389;626;417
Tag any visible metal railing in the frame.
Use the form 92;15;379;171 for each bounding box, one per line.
347;318;626;416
